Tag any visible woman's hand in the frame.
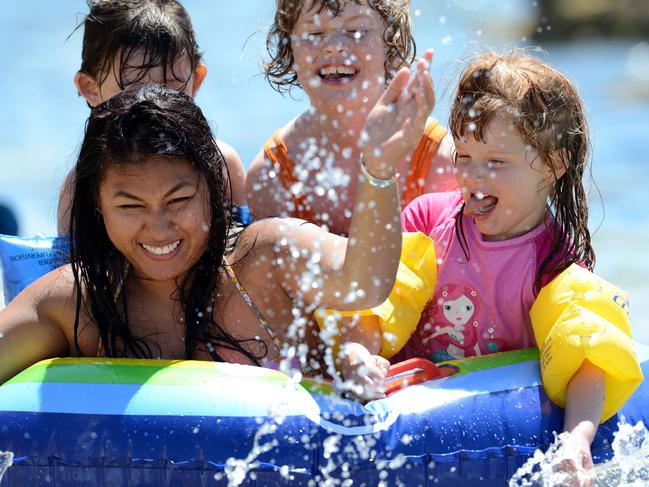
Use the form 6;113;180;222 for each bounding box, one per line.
360;49;436;179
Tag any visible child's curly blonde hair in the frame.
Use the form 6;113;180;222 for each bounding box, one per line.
264;0;416;94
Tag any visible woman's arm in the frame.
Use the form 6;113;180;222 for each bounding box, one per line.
0;269;72;383
274;52;437;311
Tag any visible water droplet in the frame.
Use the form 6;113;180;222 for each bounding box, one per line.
628;42;649;80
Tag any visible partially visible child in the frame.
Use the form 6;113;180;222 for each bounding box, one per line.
246;0;457;236
57;0;248;234
328;50;643;480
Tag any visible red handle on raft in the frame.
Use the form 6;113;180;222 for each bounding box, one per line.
385;358;455;395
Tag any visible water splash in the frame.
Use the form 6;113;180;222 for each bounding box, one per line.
509;420;649;486
0;451;13;482
217;421;280;486
590;420;649;486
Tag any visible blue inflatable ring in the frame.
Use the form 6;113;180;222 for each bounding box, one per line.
1;346;648;486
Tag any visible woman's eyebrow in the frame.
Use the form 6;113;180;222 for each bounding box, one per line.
113;190;143;201
163;181;195;198
112;181;195;200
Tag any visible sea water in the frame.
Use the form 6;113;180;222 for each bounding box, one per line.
510;420;649;486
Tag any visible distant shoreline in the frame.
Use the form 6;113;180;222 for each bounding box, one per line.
531;0;649;41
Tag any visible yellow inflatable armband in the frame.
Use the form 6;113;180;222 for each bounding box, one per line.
315;232;436;359
530;264;643;422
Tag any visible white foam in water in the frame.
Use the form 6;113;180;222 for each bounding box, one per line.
217;421;280;486
0;451;13;482
509;420;649;486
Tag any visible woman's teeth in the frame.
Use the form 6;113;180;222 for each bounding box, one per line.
141;240;180;255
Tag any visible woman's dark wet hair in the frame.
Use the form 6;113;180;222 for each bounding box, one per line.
449;50;595;293
75;0;201;91
70;86;262;362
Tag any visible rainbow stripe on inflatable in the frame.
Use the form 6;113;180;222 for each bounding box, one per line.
1;346;647;486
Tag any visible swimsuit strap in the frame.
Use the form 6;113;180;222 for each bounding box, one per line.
263;133;316;222
223;259;282;353
97;263;130;358
402;119;448;207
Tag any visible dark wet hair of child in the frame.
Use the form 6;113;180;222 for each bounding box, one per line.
69;85;259;362
450;50;595;292
75;0;201;93
264;0;416;93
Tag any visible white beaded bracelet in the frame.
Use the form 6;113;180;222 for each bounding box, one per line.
359;155;396;189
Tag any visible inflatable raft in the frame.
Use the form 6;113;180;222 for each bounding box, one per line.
1;345;648;486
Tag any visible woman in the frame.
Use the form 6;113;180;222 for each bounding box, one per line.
1;52;435;397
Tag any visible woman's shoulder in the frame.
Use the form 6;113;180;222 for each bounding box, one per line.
231;218;334;254
1;264;80;356
21;263;76;300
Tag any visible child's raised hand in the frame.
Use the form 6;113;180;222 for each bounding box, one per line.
359;49;436;179
339;342;390;401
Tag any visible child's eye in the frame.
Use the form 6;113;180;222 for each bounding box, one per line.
487;159;506;168
346;29;367;41
304;32;324;44
455;155;471;166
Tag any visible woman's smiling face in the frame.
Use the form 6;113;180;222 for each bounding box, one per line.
97;156;210;282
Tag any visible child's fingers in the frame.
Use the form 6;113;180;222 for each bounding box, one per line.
375;356;390;376
381;66;410;106
422;69;435;111
410;49;435;110
361;370;386;398
414;56;435;107
421;48;434;68
410;72;434;126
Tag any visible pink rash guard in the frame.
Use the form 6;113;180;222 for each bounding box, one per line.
393;192;558;363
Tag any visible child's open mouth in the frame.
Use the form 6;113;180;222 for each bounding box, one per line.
465;192;498;217
318;65;358;84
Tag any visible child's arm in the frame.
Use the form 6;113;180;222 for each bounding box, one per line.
246;150;292;220
57;169;75;235
560;360;605;479
269;60;433;312
217;140;247;208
